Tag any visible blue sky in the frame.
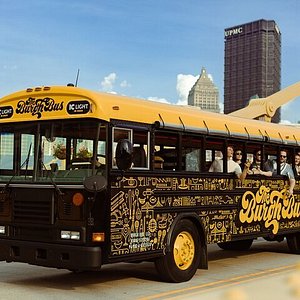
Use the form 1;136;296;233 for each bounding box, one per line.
1;0;300;122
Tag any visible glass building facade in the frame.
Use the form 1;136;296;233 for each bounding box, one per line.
224;19;281;123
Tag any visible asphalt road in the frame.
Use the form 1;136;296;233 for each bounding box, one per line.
0;239;299;300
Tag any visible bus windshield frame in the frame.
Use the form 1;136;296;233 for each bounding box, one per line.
0;119;107;184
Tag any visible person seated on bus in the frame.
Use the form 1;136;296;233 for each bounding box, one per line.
249;150;272;176
209;146;250;180
294;153;300;176
233;149;244;169
264;150;295;195
279;150;295;195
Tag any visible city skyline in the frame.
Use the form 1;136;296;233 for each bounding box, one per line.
1;0;300;123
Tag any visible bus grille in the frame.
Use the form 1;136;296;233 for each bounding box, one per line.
13;189;54;224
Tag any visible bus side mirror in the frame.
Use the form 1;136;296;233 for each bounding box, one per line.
115;139;133;171
84;175;107;192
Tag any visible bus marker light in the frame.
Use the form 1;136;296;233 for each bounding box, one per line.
93;232;105;242
72;193;84;206
70;231;80;240
61;230;80;240
61;231;71;239
0;226;5;234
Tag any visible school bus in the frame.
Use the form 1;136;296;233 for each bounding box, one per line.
0;84;299;282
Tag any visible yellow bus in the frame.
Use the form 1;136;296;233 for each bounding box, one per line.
0;84;299;282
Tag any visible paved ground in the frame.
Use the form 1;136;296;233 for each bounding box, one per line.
0;239;299;299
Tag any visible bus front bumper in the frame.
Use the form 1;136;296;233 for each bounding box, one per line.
0;239;102;271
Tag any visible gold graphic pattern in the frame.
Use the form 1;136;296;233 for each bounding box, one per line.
110;176;300;256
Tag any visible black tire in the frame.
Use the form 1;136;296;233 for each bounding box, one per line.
287;233;300;254
217;239;253;251
155;219;201;283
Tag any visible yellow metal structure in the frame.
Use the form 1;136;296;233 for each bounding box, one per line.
229;81;300;122
1;84;300;145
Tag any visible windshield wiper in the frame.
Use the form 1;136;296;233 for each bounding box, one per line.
4;143;32;191
39;159;64;197
24;142;32;179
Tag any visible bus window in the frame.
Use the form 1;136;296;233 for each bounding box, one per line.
39;120;106;181
70;138;94;169
182;135;201;172
132;130;149;169
154;132;178;171
264;145;278;174
21;134;35;171
244;143;261;174
0;133;14;170
97;140;106;166
112;127;132;168
205;138;224;172
45;137;67;170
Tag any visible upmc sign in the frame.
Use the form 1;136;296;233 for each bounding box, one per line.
224;26;243;37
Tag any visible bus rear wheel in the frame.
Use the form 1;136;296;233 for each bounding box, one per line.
155;219;201;283
217;239;253;251
287;233;300;254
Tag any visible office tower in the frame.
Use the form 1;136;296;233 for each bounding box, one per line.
224;19;281;122
188;67;220;113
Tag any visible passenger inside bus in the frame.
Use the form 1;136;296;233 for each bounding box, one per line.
233;149;244;169
209;146;250;180
294;153;300;176
278;150;295;195
262;150;295;195
249;150;272;176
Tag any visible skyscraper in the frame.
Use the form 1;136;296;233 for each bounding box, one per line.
188;67;220;113
224;19;281;122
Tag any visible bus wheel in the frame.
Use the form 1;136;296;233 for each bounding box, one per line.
155;219;201;282
217;239;253;251
287;233;300;254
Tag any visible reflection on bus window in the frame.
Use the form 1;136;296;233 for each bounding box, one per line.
185;149;200;171
21;134;34;170
182;135;201;172
154;132;178;171
112;127;132;168
0;133;14;170
0;120;107;183
132;130;149;169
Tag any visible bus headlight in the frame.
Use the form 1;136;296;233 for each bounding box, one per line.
60;230;80;240
0;226;5;234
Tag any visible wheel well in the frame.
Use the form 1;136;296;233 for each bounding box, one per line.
166;213;208;269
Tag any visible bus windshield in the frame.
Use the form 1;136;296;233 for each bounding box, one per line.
0;119;107;184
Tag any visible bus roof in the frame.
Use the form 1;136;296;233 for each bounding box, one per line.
0;85;299;145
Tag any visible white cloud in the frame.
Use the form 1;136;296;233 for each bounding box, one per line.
176;74;198;105
281;102;291;112
147;96;170;104
120;80;131;88
280;119;292;125
2;65;17;70
100;73;117;92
